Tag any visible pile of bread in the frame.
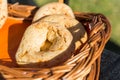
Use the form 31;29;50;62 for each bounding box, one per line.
0;1;87;67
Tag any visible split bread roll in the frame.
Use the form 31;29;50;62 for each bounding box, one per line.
15;21;74;67
16;2;88;68
32;2;75;22
0;0;7;28
40;14;88;50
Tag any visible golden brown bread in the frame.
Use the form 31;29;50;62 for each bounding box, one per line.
15;21;74;67
40;14;87;50
32;2;75;22
15;2;87;68
0;0;8;28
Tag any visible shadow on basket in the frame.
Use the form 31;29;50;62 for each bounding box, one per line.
0;73;5;80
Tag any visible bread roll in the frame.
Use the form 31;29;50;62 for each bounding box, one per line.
40;14;87;50
15;21;74;67
32;2;75;22
0;0;7;28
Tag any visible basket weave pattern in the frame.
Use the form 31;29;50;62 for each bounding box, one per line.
0;3;111;80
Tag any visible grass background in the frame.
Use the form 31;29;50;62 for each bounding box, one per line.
31;0;120;54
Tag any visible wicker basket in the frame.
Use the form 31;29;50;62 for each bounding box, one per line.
0;0;111;80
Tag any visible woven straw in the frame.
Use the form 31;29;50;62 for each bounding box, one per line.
0;0;111;80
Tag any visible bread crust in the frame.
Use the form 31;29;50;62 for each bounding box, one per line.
15;3;87;68
15;21;74;67
0;0;7;28
32;2;75;22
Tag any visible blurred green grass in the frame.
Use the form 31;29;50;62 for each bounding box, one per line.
69;0;120;45
34;0;120;53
